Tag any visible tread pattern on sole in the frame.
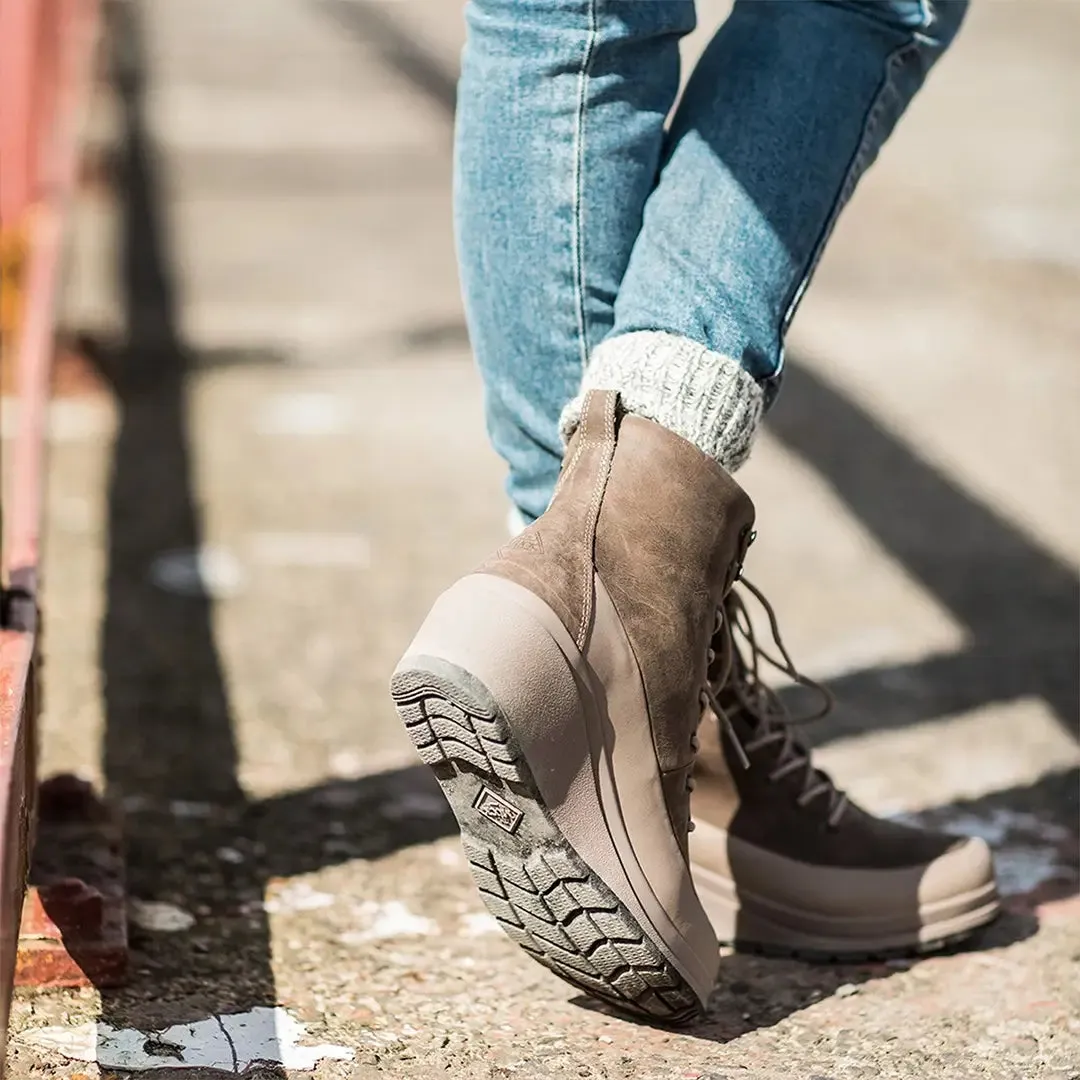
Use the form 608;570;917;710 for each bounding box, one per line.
393;670;526;784
462;835;698;1024
391;664;701;1025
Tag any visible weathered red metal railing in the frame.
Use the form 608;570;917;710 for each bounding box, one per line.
0;0;103;1071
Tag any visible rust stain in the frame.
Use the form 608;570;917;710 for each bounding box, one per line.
0;222;29;343
50;341;112;398
0;339;111;400
0;631;37;1072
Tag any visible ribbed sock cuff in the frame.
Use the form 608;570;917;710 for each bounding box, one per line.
559;331;765;472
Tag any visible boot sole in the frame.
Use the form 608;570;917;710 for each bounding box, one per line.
727;921;996;963
722;905;1001;963
694;861;1001;962
391;660;701;1024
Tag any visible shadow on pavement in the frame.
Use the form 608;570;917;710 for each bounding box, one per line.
770;356;1079;745
90;6;459;1064
567;902;1032;1043
93;1;282;1068
253;766;456;881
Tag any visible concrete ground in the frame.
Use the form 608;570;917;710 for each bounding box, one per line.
6;1;1079;1077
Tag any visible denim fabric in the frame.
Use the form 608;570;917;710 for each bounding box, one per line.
454;0;968;522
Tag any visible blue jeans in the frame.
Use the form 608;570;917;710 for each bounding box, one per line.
454;0;968;523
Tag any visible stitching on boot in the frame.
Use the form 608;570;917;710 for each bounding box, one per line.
553;389;594;499
576;391;617;649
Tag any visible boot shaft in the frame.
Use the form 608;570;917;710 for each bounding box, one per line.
479;390;755;842
481;390;754;655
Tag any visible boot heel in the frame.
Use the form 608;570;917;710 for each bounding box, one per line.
391;572;580;785
389;573;704;1024
390;658;528;788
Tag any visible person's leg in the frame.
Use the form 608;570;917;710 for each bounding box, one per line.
454;0;696;523
563;0;969;468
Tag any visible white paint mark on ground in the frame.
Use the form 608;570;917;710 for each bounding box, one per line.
16;1006;353;1072
263;881;336;915
934;808;1071;847
993;847;1070;899
129;900;196;933
248;531;371;569
941;809;1073;897
894;807;1075;898
150;534;373;596
344;901;437;943
149;547;247;598
253;392;354;436
216;846;245;865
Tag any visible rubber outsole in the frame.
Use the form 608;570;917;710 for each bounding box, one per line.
698;873;1001;964
717;898;1002;967
390;660;702;1025
720;918;998;964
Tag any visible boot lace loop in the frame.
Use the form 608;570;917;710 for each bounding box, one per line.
703;579;849;828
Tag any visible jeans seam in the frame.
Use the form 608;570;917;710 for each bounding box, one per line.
571;0;599;373
779;40;920;349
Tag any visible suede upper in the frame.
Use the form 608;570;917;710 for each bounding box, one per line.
479;390;756;858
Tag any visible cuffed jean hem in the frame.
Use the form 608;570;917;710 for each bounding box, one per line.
559;330;765;473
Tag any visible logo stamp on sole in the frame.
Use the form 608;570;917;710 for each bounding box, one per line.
473;787;524;835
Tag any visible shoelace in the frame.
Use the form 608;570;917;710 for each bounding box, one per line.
700;578;849;828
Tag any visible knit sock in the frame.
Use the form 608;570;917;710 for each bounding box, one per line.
559;330;765;473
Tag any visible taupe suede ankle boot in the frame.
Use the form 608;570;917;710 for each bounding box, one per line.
392;390;755;1022
690;583;1000;960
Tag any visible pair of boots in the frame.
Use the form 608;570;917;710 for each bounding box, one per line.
391;391;998;1023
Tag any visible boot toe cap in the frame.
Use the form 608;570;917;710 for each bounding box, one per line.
917;834;997;908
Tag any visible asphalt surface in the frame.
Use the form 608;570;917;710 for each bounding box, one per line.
6;2;1079;1078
